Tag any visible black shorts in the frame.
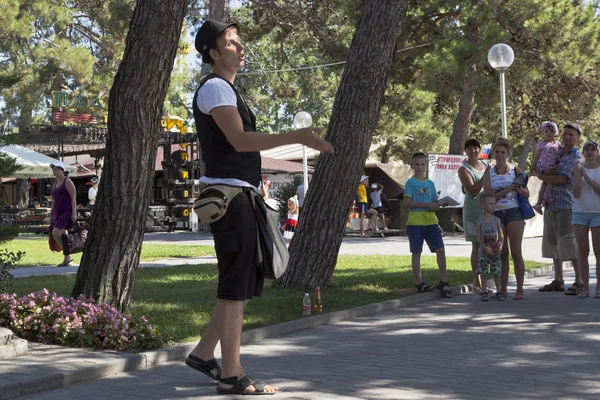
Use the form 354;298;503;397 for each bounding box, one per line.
375;206;388;215
210;190;264;300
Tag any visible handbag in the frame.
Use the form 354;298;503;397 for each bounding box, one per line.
249;190;289;280
194;185;243;224
514;171;534;220
49;234;61;252
61;224;88;255
517;194;535;220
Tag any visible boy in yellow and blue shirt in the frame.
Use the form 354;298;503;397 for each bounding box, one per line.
403;152;452;298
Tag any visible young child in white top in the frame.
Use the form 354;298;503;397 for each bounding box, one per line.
283;196;299;244
531;121;562;214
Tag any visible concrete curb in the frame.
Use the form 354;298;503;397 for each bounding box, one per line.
2;264;555;399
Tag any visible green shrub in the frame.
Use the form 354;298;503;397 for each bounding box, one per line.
0;248;24;293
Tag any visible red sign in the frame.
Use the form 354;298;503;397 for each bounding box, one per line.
52;112;98;124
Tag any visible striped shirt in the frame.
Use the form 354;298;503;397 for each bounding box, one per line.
546;147;583;211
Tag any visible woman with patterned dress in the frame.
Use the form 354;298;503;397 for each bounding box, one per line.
283;196;299;244
458;139;487;293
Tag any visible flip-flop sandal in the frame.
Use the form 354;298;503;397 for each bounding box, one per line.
538;279;565;292
415;281;435;293
185;354;221;380
217;376;275;396
565;283;583;296
513;291;525;300
436;281;453;298
56;260;73;267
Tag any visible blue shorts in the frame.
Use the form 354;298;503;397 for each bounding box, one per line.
358;202;374;215
572;212;600;228
493;207;523;225
407;224;444;253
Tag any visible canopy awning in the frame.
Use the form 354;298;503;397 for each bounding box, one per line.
0;145;78;178
375;162;412;189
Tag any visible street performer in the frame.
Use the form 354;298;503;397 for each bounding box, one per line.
185;20;333;396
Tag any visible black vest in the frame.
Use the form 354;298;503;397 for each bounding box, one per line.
193;74;261;186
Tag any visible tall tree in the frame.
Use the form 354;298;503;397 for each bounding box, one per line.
279;0;409;289
72;0;189;311
0;0;133;132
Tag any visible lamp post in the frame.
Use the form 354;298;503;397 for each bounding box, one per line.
293;111;313;197
487;44;514;139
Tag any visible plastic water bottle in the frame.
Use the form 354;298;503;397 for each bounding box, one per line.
303;293;311;316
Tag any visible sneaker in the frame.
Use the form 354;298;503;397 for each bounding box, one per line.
480;293;489;302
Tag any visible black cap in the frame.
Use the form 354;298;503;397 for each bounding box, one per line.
195;20;237;64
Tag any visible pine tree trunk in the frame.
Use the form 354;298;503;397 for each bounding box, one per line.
278;0;409;290
448;57;477;155
72;0;189;312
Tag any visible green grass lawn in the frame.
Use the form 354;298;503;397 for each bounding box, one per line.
8;255;544;346
4;238;215;267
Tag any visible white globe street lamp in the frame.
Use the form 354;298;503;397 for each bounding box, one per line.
293;111;313;197
488;44;514;139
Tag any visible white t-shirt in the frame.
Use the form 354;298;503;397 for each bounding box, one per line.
370;189;382;208
196;78;259;189
88;186;97;205
573;166;600;213
490;167;518;211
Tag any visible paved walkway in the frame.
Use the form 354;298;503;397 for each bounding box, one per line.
17;266;600;400
12;235;547;278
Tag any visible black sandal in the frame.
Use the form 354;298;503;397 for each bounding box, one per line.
565;283;583;296
538;279;564;292
217;375;275;396
436;281;453;298
185;354;221;381
415;281;435;293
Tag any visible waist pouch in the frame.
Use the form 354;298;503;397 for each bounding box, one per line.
194;185;243;224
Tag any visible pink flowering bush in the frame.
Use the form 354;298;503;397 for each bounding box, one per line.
0;289;162;351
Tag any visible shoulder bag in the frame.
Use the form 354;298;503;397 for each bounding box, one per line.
248;190;289;280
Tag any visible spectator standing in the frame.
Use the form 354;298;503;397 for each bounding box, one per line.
403;152;452;298
296;183;305;211
537;123;584;295
571;140;600;298
476;193;504;301
483;138;529;300
458;138;487;293
88;176;99;207
283;196;299;244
